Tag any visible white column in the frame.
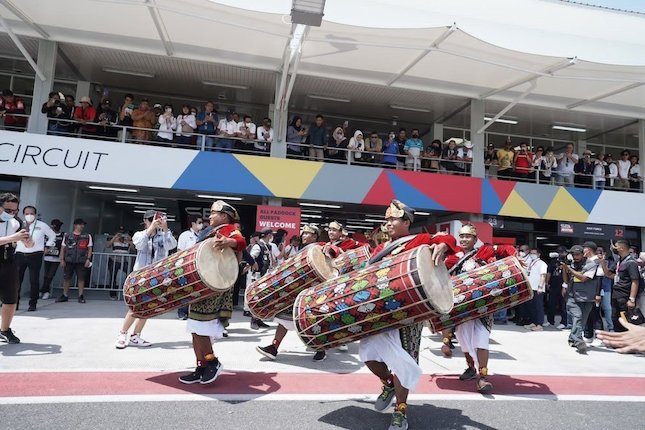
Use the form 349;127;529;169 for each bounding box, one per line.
469;99;486;178
18;177;41;209
27;40;57;134
266;197;282;206
638;119;645;159
75;81;91;102
577;139;587;154
270;108;288;158
431;123;443;143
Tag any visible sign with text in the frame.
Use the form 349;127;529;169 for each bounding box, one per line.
255;206;301;241
557;222;635;240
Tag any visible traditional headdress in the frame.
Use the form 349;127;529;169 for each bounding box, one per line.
384;199;415;223
213;200;239;222
458;223;477;236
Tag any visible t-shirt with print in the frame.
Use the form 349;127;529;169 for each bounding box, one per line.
497;149;514;171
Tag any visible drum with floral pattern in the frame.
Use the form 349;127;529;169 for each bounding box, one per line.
333;245;371;275
427;256;533;332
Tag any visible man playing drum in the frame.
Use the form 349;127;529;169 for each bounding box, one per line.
323;221;365;258
442;224;517;393
361;200;457;430
178;200;246;385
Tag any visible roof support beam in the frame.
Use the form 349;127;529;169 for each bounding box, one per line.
146;0;174;56
480;57;577;99
477;80;536;134
0;13;45;81
386;23;456;86
567;82;644;109
0;0;49;39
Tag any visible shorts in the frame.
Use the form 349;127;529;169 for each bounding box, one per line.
63;262;86;281
0;261;20;304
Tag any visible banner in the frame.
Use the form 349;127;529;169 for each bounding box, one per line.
557;222;636;240
255;205;301;241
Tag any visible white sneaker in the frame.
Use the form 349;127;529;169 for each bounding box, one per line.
591;339;604;347
129;334;152;347
42;292;50;300
338;344;349;352
556;324;566;329
115;332;128;349
543;322;550;327
583;337;593;344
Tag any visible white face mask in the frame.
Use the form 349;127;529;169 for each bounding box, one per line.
25;214;36;223
519;251;527;258
0;211;13;222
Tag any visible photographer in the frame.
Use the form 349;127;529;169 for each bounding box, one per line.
561;243;602;354
546;246;569;328
41;91;69;135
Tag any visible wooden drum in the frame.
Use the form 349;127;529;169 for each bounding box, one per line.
124;238;239;318
294;245;453;350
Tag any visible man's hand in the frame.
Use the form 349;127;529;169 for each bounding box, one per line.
212;236;234;250
84;259;91;268
597;318;645;353
627;300;636;310
561;287;567;298
12;230;30;243
59;260;66;268
430;242;448;266
594;295;602;306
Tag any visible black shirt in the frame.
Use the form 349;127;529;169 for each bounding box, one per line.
548;260;564;289
614;255;641;298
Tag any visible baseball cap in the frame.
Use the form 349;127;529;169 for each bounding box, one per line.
73;218;86;225
582;241;598;251
260;227;274;236
569;245;584;254
153;103;162;109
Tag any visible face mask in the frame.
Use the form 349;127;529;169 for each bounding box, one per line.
0;211;13;222
196;222;203;230
412;134;419;138
25;214;36;223
389;134;395;140
519;251;527;258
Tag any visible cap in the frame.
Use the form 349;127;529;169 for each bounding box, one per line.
569;245;584;254
487;143;494;148
463;140;473;149
212;200;239;222
153;103;162;108
251;231;262;238
327;221;343;231
582;241;598;251
384;199;414;223
260;227;274;236
73;218;86;225
556;245;568;253
51;218;63;227
142;209;156;220
300;223;320;236
458;223;477;236
80;96;92;104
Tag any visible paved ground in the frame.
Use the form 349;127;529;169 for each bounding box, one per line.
1;298;644;430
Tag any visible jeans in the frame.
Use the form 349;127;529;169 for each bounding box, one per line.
595;180;605;189
547;286;567;325
567;298;594;345
215;138;233;151
600;278;614;331
529;291;545;325
611;295;630;333
203;136;216;151
15;252;44;307
309;147;324;161
558;173;574;187
41;260;60;294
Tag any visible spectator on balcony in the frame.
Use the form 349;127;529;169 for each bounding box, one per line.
176;104;196;147
629;155;642;192
484;143;498;177
156;104;177;146
512;142;533;181
326;126;346;162
457;141;473;174
74;96;97;137
531;146;544;181
255;117;274;152
382;131;399;169
364;131;382;164
592;152;608;189
423;139;442;172
347;130;365;163
574;149;594;187
287;116;308;157
441;139;461;173
0;89;27;132
403;128;423;171
533;146;557;184
131;98;156;144
308;114;327;161
95;99;118;141
395;128;407;168
556;143;579;187
496;138;515;180
605;154;618;188
615;150;631;189
61;95;77;135
117;94;135;142
196;101;219;150
237;115;257;152
41;91;69;135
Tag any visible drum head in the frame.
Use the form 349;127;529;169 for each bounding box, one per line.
417;245;454;314
196;239;239;291
308;245;338;280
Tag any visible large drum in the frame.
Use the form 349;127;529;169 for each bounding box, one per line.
294;245;453;351
245;245;337;320
333;244;371;275
427;256;532;332
124;238;239;318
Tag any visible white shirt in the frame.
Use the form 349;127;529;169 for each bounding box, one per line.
1;218;20;238
15;220;56;253
618;159;631;179
556;152;578;174
457;147;473;169
593;160;606;182
255;126;274;150
629;163;640;178
177;228;200;251
237;121;256;138
176;114;197;137
157;114;177;140
132;229;177;271
220;120;238;136
527;257;548;291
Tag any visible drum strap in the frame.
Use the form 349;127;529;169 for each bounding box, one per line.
368;235;416;264
449;248;479;275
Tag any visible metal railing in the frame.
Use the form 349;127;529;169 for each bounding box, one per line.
57;252;135;298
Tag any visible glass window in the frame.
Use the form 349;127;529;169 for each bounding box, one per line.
12;76;34;96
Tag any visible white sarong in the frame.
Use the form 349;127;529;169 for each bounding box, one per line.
454;319;490;368
186;318;225;341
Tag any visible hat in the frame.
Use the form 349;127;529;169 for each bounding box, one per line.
142;209;157;220
212;200;239;222
260;227;274;236
582;241;598;251
444;137;464;145
487;143;494;148
73;218;86;225
327;221;343;231
605;153;613;158
384;199;414;223
51;219;63;227
458;223;477;236
569;245;584;254
300;223;320;236
153;103;162;109
80;96;92;104
583;149;593;155
462;140;473;149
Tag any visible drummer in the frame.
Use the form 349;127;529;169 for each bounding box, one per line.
178;200;246;385
323;221;365;258
360;199;457;430
256;223;331;362
441;224;516;393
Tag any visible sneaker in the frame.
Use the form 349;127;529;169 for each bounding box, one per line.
250;319;259;330
42;292;50;300
374;385;396;411
388;410;408;430
556;324;566;329
256;344;278;360
543;322;551;327
338;344;349;352
524;323;536;329
459;367;477;381
530;325;544;332
477;377;493;393
179;367;204;384
27;305;36;312
583;337;593;344
243;310;252;317
115;332;128;349
200;360;223;384
129;334;152;347
591;338;604;348
257;320;270;329
55;294;68;303
313;351;326;361
78;295;86;304
0;328;20;344
222;330;229;338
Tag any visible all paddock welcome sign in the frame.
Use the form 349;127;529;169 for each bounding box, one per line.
255;205;301;241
